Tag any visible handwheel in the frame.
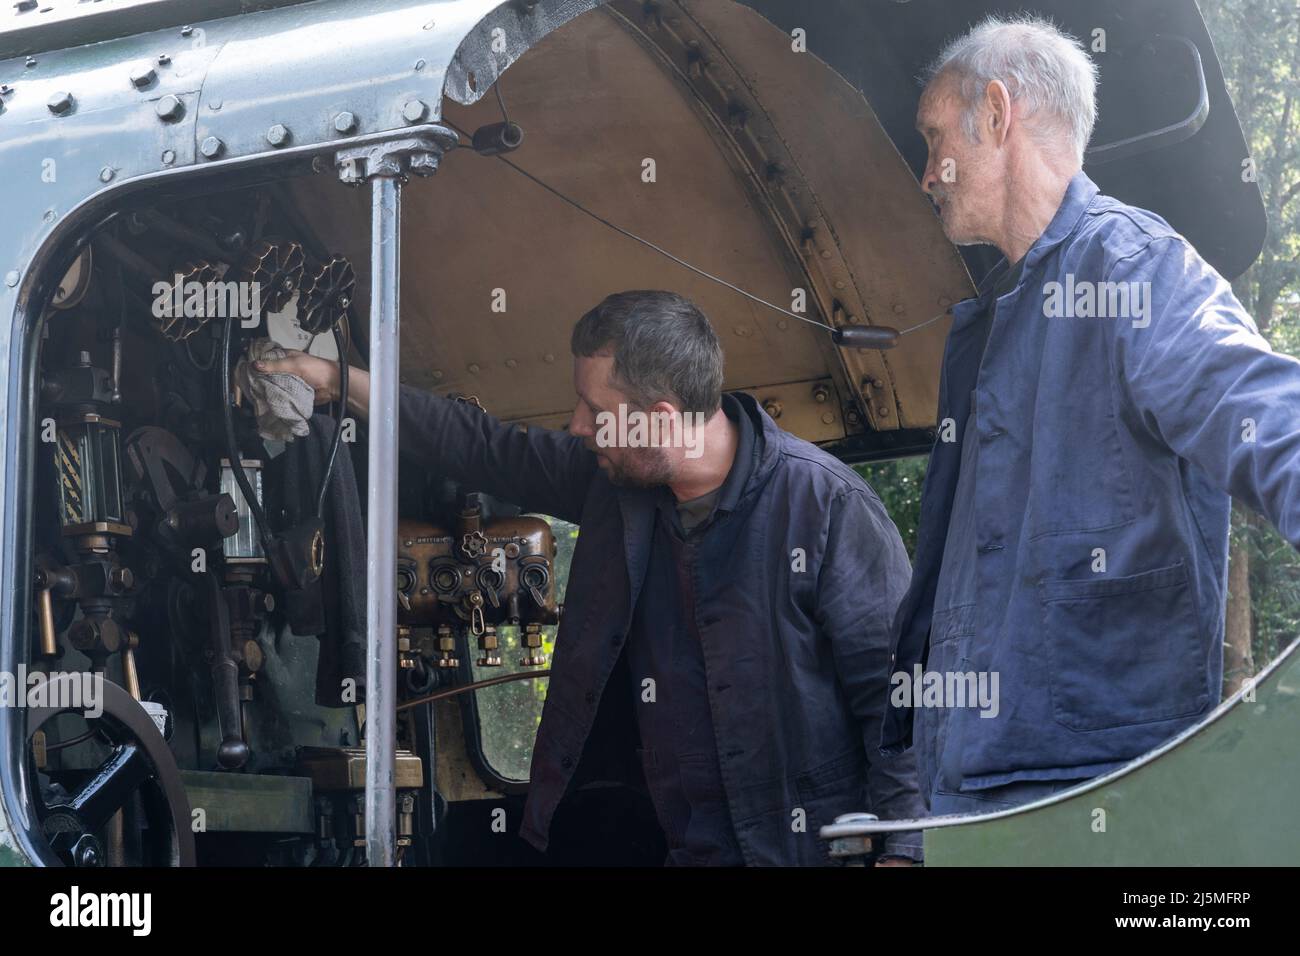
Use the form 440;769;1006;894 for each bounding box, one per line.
28;674;196;867
238;239;305;315
298;255;355;334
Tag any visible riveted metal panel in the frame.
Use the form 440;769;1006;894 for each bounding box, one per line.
0;0;607;867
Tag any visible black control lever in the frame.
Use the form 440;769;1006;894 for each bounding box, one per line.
202;573;249;770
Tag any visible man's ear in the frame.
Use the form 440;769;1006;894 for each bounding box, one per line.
645;399;680;441
647;398;678;420
984;79;1013;146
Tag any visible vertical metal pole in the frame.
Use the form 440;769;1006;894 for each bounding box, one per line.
365;173;401;867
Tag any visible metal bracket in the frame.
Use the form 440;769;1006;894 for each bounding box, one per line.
335;128;458;184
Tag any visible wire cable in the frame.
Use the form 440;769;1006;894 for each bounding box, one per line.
315;318;350;519
443;119;952;339
395;668;552;711
494;80;511;126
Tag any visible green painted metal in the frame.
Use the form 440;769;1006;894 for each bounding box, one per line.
179;770;314;834
924;636;1300;865
0;842;30;867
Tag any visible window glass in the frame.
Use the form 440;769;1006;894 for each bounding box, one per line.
471;516;577;782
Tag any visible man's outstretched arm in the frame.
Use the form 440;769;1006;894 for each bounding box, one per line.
1110;238;1300;548
255;350;598;523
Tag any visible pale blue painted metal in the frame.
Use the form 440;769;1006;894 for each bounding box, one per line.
0;0;601;865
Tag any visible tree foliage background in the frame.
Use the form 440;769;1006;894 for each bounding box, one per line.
1202;0;1300;688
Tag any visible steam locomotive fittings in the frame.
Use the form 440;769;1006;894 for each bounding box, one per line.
395;510;560;677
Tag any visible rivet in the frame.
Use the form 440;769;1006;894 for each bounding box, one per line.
266;123;290;147
4;271;18;288
99;166;114;183
333;111;357;134
893;304;905;314
505;358;518;369
467;363;481;374
820;250;832;260
401;99;428;123
834;279;846;290
777;320;788;330
432;369;444;379
130;65;156;88
734;326;750;336
200;135;224;159
42;208;54;222
877;406;890;416
161;149;176;165
543;353;555;364
47;91;73;115
820;412;835;425
938;296;951;307
155;93;184;121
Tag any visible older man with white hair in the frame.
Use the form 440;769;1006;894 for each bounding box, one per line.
882;15;1300;817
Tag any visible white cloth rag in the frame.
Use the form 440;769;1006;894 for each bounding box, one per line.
234;338;315;442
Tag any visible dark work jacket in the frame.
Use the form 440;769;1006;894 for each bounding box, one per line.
398;387;923;864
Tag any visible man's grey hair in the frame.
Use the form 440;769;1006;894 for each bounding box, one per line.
571;291;724;415
922;14;1099;165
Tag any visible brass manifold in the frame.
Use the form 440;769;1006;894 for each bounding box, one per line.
396;515;559;669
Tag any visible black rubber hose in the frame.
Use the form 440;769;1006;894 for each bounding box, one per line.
220;315;276;559
315;322;349;519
